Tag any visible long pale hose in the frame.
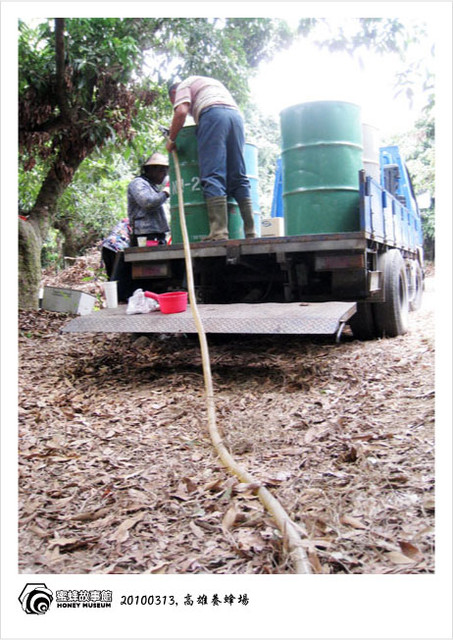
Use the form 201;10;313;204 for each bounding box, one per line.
172;149;311;574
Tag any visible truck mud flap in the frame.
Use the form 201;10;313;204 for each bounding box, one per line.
62;301;356;338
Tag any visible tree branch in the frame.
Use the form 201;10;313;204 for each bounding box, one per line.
55;18;71;121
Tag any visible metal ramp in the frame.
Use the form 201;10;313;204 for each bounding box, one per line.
62;301;356;338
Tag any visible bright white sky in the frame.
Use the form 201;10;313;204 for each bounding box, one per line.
249;23;433;140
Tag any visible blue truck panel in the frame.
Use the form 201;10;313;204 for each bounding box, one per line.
359;173;422;253
270;157;284;218
270;143;423;253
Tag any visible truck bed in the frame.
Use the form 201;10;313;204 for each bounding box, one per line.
124;231;369;265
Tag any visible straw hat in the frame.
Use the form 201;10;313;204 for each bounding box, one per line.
144;152;169;167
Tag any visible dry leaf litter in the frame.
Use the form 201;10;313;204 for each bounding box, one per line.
18;249;435;574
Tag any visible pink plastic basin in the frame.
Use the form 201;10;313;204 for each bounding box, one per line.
144;291;188;314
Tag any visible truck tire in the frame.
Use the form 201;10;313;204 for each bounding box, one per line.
409;260;424;312
349;302;377;340
374;249;409;337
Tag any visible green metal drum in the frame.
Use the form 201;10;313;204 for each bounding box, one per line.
227;202;244;238
244;142;261;235
169;126;246;243
170;125;261;244
169;126;208;243
280;101;363;235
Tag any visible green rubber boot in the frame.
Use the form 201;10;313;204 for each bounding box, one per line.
204;196;229;241
237;198;256;238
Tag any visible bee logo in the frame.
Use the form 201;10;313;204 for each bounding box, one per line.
18;583;53;614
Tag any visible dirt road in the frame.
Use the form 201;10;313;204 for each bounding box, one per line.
17;271;435;574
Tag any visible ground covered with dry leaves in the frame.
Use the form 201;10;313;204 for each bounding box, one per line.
18;252;435;574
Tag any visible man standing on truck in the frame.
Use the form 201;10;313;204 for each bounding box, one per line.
166;76;256;241
127;152;171;246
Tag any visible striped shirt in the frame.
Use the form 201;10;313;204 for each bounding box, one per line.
173;76;238;124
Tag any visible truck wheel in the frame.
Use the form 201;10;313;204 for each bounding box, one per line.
374;249;409;337
409;261;424;312
349;302;377;340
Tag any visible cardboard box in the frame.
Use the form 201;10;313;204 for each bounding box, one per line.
260;217;285;237
42;286;96;315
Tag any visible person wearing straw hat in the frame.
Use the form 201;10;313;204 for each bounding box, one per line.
127;152;171;246
166;76;256;241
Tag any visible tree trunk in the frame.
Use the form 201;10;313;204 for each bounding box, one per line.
18;218;43;310
18;160;81;309
54;218;99;259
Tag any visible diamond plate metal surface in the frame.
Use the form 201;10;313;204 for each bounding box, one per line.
62;302;356;335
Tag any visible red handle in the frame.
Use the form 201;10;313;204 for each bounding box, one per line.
144;291;159;301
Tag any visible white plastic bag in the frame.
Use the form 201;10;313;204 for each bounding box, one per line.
126;289;159;314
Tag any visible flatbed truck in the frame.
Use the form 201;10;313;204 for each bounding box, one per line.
64;145;423;341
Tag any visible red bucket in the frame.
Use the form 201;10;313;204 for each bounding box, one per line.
144;291;188;314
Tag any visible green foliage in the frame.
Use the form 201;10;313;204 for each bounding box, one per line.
139;18;293;103
55;148;132;252
41;228;63;269
19;18;160;180
18;20;55;94
19;16;436;262
388;98;435;245
19;16;297;262
19;158;49;212
305;17;426;57
19;16;294;182
243;104;281;216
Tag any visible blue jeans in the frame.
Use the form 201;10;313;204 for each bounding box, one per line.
196;106;251;201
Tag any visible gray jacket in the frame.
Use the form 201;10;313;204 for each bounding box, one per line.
127;176;170;236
